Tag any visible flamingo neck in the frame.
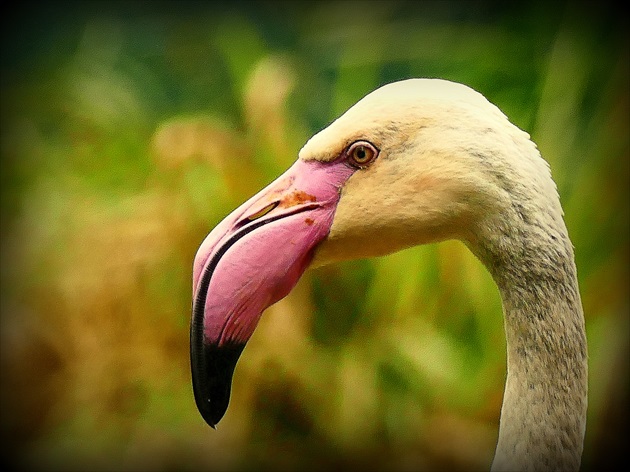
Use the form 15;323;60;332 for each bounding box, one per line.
474;213;588;471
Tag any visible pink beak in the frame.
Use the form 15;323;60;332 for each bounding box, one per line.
191;158;356;427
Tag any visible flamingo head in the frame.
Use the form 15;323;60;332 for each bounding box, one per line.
190;78;549;427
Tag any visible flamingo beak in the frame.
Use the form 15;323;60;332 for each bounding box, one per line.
191;158;355;427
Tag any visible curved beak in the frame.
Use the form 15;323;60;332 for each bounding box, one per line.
191;158;355;427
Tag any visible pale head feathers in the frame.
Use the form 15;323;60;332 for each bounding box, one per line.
300;78;511;163
305;78;567;271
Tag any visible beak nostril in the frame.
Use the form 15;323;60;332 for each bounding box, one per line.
246;201;279;222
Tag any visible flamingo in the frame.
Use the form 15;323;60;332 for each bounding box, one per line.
190;78;587;471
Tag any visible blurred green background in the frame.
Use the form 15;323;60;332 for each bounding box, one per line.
1;1;628;470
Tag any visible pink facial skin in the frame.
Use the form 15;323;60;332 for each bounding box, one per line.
191;158;356;427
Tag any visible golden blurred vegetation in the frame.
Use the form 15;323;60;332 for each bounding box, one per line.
1;1;628;470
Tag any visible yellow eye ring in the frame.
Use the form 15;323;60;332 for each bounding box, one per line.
347;140;379;168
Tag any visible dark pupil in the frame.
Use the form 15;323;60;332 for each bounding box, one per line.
356;147;366;160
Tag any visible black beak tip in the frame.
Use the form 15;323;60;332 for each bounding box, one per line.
196;394;224;429
191;341;246;428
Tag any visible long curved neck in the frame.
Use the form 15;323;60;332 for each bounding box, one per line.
473;207;588;471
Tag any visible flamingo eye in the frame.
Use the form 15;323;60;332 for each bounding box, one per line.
346;140;379;168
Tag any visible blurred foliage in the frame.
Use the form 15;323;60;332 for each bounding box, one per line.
1;1;628;471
